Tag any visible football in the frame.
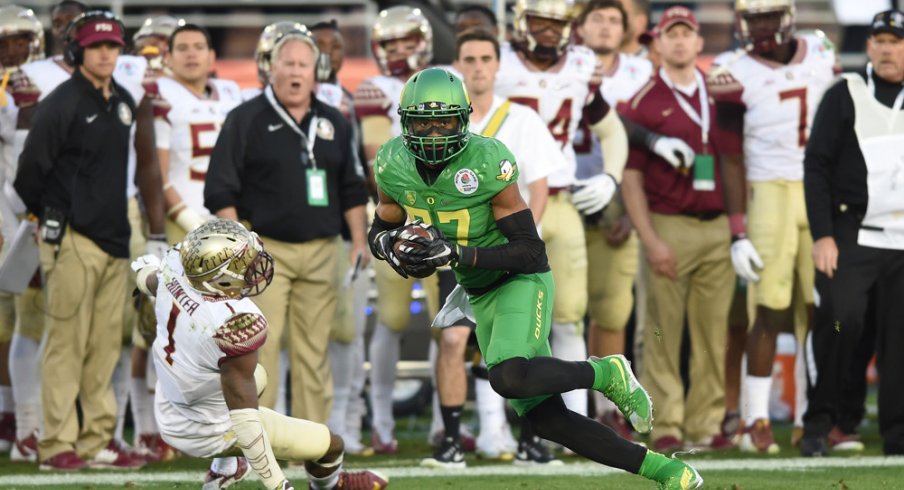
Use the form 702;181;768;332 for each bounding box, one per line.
392;224;432;264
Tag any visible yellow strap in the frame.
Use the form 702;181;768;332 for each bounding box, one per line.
0;69;10;108
480;100;511;138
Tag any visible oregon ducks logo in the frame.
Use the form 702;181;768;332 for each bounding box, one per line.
534;290;544;339
405;191;416;205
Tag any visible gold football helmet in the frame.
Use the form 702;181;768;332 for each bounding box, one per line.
371;6;432;77
180;219;274;299
735;0;795;54
255;21;314;83
512;0;576;59
0;6;45;66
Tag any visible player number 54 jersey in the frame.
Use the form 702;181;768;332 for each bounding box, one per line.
708;33;838;182
152;249;268;427
151;77;242;216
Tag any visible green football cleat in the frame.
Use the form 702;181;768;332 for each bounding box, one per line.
653;458;704;490
589;355;653;434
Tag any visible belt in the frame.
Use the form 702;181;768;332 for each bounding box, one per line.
548;187;568;197
679;211;723;221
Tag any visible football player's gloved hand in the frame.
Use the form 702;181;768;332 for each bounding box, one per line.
273;480;294;490
371;227;409;279
398;224;459;268
572;174;618;215
730;238;763;283
146;235;168;259
130;254;160;273
652;136;695;168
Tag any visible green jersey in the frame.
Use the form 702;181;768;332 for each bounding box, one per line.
375;134;520;290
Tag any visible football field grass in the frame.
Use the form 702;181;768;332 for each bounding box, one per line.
1;419;903;489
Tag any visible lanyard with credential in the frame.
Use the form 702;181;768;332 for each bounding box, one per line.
659;67;710;150
866;63;904;131
264;85;319;169
265;85;329;206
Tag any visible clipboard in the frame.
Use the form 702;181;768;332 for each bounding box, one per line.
0;220;39;294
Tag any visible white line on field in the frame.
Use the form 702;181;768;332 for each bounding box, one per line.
1;456;903;486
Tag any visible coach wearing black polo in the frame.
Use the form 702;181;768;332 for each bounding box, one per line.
801;9;904;457
14;11;152;470
204;28;368;423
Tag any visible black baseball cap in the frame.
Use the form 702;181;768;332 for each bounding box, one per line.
869;10;904;38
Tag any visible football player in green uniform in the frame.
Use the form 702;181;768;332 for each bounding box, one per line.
367;67;702;489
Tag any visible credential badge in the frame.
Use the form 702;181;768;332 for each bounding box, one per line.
117;102;132;126
454;169;479;195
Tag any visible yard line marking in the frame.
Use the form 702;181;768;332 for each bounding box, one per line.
1;456;903;486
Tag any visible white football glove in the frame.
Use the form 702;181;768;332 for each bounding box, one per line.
730;238;764;283
130;254;160;273
652;136;695;169
572;174;618;215
146;239;169;259
174;206;206;233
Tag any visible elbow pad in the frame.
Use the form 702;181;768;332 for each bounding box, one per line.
229;408;286;490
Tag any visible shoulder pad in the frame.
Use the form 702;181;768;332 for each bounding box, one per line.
212;312;268;358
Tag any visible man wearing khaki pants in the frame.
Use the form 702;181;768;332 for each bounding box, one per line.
621;7;734;452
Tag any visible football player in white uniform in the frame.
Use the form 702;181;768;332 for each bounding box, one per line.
493;0;625;425
708;0;838;453
0;4;44;457
573;0;653;440
132;219;388;490
15;5;167;460
133;15;181;77
353;6;440;454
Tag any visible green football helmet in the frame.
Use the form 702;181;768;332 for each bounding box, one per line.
398;68;472;167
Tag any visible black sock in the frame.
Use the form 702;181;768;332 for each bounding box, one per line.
518;416;535;443
526;395;647;473
441;405;464;441
488;357;596;399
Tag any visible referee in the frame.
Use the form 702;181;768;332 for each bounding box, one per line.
204;28;368;423
801;9;904;457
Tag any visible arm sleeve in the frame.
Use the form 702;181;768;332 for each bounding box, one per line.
804;80;850;241
204;109;246;215
619;100;652;173
13;94;67;216
456;208;549;274
368;212;405;259
336;117;369;212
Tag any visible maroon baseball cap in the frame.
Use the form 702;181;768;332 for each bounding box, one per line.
75;17;125;47
656;6;699;34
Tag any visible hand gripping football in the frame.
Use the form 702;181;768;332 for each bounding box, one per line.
393;224;438;278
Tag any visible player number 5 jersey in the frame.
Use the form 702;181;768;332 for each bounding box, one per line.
152;248;268;427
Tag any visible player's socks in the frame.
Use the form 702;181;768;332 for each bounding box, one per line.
369;324;401;440
130;377;157;437
441;405;464;441
327;339;353;436
551;322;588;416
794;340;807;429
308;467;341;490
0;385;12;414
475;377;506;433
743;375;772;426
275;349;289;415
638;450;703;488
9;334;40;440
210;456;237;476
112;349;130;443
345;336;367;445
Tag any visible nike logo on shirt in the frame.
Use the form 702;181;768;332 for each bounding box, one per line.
268;123;284;132
86;114;98;123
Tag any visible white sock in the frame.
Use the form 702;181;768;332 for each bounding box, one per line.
308;466;341;490
9;334;40;440
130;377;156;437
551;322;588;416
368;324;400;440
475;377;506;436
276;349;289;415
327;339;352;436
210;456;237;476
428;340;444;437
145;352;157;390
346;335;367;442
112;349;130;443
743;375;773;425
794;340;807;428
0;386;12;414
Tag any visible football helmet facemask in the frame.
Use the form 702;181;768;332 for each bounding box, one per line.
133;15;183;70
735;0;795;55
398;68;472;167
513;0;576;61
372;6;433;77
0;6;44;66
180;219;274;299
